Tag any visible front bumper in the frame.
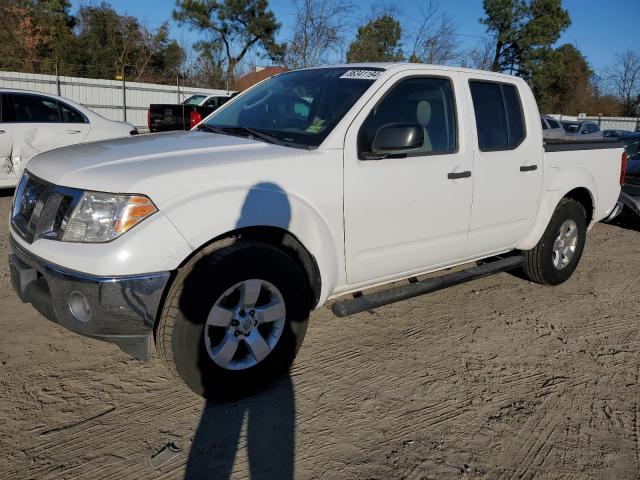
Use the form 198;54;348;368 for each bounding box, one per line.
8;236;171;360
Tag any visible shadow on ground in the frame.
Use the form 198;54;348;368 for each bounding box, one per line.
185;375;295;480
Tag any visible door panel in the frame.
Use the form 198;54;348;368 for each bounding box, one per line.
0;127;16;187
464;78;543;256
344;71;474;285
4;93;91;175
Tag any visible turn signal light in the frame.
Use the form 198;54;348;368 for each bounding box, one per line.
114;196;158;234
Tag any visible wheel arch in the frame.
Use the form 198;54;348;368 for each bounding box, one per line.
153;225;324;340
182;226;323;309
563;187;594;226
516;183;597;251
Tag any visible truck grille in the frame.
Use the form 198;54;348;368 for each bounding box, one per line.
11;173;81;243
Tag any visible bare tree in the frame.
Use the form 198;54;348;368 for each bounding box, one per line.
460;38;494;71
286;0;354;68
606;50;640;116
408;1;458;65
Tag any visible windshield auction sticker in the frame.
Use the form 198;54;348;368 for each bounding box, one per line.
340;70;382;80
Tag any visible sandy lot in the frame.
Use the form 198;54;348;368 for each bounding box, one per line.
1;191;639;479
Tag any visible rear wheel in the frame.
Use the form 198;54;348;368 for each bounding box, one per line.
157;239;311;400
522;199;587;285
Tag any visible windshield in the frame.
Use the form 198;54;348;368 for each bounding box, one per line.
183;95;206;106
202;67;382;148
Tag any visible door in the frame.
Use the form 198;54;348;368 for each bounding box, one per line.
0;117;16;187
344;72;474;285
3;93;91;175
464;79;543;256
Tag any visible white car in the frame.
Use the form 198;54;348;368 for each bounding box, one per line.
540;115;565;139
0;89;137;188
8;64;625;399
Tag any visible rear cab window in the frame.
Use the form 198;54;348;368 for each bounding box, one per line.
469;80;526;151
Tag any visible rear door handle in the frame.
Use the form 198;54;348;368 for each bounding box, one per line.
520;165;538;172
447;171;472;180
66;129;82;134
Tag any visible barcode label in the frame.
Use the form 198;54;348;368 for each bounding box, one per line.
340;70;382;80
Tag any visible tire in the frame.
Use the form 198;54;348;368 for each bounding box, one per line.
157;238;311;400
522;198;587;285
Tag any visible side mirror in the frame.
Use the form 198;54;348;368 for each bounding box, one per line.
370;123;424;155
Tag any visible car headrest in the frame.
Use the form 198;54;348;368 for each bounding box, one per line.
417;100;431;127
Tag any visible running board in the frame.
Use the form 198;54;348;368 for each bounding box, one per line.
331;256;524;317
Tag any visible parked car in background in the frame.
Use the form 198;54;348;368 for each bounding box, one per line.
0;89;137;189
148;93;234;133
614;133;640;219
8;63;625;399
603;129;632;139
541;115;565;139
560;120;603;139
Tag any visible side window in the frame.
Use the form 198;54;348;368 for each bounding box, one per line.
202;97;219;108
469;80;526;151
548;119;560;129
4;94;61;123
541;118;548;130
58;101;86;123
358;76;457;157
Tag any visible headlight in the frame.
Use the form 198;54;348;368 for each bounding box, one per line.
62;192;157;243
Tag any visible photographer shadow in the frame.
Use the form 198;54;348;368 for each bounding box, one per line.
184;183;296;480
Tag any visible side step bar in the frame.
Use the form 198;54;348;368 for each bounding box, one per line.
331;256;524;317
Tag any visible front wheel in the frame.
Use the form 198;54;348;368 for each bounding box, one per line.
156;239;311;400
522;198;587;285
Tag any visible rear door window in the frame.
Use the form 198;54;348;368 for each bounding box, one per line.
58;101;87;123
548;119;560;129
469;81;526;151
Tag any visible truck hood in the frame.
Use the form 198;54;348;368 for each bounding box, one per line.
26;131;301;203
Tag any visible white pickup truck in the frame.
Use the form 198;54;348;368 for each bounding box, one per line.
8;64;626;399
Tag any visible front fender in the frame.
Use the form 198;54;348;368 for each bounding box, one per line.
162;182;339;307
516;166;598;251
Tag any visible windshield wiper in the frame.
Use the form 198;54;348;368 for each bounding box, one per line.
195;124;225;134
195;124;278;144
196;124;313;150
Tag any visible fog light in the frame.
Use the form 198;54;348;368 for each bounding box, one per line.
69;291;92;322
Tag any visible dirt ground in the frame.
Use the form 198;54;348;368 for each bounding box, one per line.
1;191;639;480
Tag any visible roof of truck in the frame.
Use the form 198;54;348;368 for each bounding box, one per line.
296;62;523;81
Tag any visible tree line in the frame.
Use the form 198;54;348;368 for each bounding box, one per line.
1;0;638;116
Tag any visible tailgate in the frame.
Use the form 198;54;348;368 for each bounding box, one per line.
149;104;187;132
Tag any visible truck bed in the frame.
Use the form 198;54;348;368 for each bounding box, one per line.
544;138;624;152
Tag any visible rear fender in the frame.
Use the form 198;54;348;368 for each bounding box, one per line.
516;167;597;251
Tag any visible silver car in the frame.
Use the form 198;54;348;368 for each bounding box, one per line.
560;121;603;140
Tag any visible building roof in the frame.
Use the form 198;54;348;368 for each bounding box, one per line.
233;66;288;91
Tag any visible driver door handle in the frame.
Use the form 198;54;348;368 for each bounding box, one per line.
520;165;538;172
447;171;471;180
66;129;82;134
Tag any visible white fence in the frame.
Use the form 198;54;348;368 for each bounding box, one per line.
548;114;640;132
0;71;231;129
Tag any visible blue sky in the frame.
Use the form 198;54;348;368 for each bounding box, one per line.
70;0;639;74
